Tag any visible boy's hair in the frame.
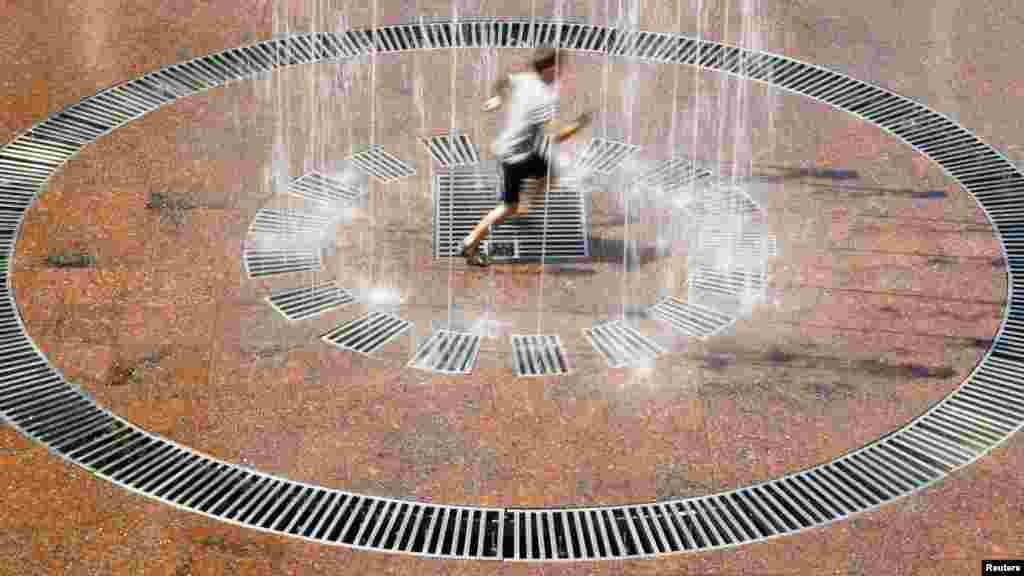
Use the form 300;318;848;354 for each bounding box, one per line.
531;47;566;72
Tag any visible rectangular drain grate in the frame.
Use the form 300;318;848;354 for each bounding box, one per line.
244;247;323;278
646;297;736;339
511;334;571;377
250;209;334;236
636;156;714;192
574;138;640;175
408;330;481;374
697;228;778;259
584;320;665;368
422;131;480;167
688;264;767;298
267;280;355;321
322;311;412;355
348;145;416;183
433;167;588;261
694;186;760;215
289;171;364;204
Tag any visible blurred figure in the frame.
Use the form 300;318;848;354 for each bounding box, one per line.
459;47;592;267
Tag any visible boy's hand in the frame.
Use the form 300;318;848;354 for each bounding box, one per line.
552;111;594;142
482;96;502;112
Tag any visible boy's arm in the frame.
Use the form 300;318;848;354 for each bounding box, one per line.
545;111;593;142
482;74;512;111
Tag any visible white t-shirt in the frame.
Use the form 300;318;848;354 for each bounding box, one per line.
491;71;559;164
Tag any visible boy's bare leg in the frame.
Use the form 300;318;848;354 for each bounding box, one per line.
463;201;519;251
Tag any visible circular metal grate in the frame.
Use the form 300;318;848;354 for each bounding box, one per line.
0;17;1019;562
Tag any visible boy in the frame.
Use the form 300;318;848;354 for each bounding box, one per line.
459;47;592;266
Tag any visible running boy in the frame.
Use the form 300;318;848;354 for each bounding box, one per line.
459;47;592;266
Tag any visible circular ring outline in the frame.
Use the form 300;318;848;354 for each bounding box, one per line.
0;17;1019;561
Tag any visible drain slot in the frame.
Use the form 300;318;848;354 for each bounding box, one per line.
250;208;333;236
267;280;355;321
348;145;416;183
574;138;640;175
688;264;767;299
408;330;481;374
696;186;760;215
423;131;480;167
243;247;322;278
511;334;571;377
289;171;364;204
698;229;778;259
646;297;736;338
322;312;412;355
635;156;713;193
584;320;665;368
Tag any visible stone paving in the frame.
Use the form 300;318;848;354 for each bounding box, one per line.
2;1;1023;574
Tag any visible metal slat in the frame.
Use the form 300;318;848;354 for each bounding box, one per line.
289;490;328;536
310;493;345;540
329;495;366;543
698;499;738;545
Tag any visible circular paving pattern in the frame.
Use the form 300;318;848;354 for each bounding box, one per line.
1;17;1020;561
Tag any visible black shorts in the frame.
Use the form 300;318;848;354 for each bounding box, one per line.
501;154;550;205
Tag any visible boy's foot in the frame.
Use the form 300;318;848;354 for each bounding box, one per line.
459;243;490;267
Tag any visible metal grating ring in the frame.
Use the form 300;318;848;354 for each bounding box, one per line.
0;17;1018;562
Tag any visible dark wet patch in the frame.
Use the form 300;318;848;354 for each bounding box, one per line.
45;251;94;268
702;353;736;370
173;561;191;576
878;305;901;315
764;348;794;364
992;257;1006;268
753;165;860;182
146;190;229;227
972;338;994;349
809;183;953;199
655;469;713;500
107;364;142;387
107;351;164;387
926;256;956;267
545;265;598;277
807;168;859;180
195;535;260;557
243;343;305;363
903;364;957;379
805;380;857;401
853;358;907;378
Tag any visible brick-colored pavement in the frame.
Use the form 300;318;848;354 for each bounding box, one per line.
2;1;1022;574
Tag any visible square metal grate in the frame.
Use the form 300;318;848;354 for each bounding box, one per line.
694;186;760;215
636;156;714;192
250;208;334;236
408;329;481;374
646;297;736;339
244;246;323;278
267;280;355;321
348;145;416;183
422;131;480;167
289;171;364;204
687;264;767;298
511;334;571;377
321;311;412;356
584;320;665;368
574;138;640;175
433;167;589;261
696;227;779;259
